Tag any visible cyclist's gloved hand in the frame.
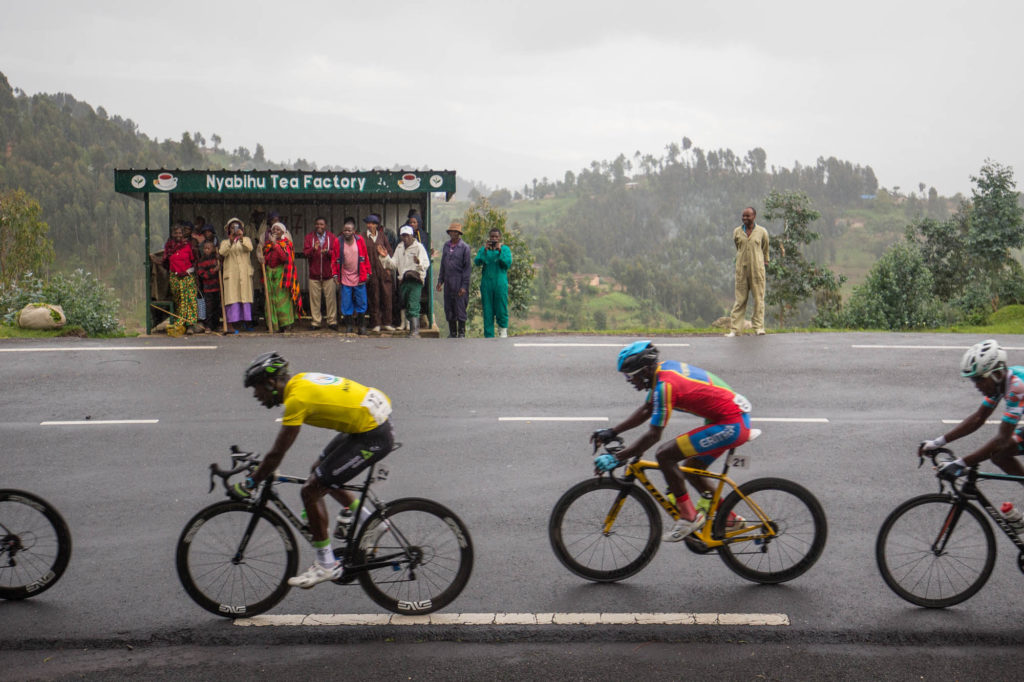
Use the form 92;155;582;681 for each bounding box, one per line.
230;476;256;500
937;458;967;481
594;454;621;473
921;436;947;452
590;428;617;445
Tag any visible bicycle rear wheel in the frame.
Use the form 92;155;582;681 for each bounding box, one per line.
548;478;661;582
176;501;298;618
355;498;473;614
876;493;996;608
712;477;827;584
0;490;72;600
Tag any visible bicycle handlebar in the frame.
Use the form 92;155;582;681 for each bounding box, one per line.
208;445;261;493
917;446;955;470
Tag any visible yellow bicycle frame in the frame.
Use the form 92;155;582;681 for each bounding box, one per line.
608;459;778;548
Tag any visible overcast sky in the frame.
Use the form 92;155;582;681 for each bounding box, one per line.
1;1;1019;196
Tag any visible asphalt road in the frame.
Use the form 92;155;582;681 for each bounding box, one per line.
3;332;1024;662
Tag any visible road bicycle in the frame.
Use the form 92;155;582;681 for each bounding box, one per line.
876;447;1024;608
548;430;827;584
0;489;72;600
176;445;473;618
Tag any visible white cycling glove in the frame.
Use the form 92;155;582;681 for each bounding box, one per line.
921;436;947;451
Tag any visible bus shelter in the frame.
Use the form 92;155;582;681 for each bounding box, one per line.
114;168;456;333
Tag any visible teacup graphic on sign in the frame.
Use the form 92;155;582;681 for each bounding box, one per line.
397;173;420;191
153;172;178;191
429;174;443;189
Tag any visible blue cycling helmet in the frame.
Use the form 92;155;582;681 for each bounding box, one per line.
618;340;659;374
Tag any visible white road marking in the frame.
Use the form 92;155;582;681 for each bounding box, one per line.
499;417;610;422
852;344;1024;351
40;419;159;425
752;417;830;423
0;345;218;352
943;419;1000;425
514;343;690;348
234;612;789;627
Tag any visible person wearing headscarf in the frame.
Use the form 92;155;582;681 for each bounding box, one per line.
219;217;255;333
262;222;302;332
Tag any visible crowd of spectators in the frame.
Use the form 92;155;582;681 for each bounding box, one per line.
154;210;510;338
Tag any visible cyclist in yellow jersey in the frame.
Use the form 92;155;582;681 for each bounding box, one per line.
234;352;394;588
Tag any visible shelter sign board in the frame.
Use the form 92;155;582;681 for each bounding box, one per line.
114;169;456;196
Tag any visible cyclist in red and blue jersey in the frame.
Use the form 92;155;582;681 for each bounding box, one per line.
922;339;1024;484
592;340;753;541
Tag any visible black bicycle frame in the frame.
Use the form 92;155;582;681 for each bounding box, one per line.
943;469;1024;553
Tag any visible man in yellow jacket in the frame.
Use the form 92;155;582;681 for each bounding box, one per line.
726;207;770;337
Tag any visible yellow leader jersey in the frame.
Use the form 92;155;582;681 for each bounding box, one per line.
281;372;392;433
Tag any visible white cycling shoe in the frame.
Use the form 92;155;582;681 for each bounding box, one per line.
662;512;706;542
288;561;343;589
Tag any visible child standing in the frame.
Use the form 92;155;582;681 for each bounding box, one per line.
196;240;222;331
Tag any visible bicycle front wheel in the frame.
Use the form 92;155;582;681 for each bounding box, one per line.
548;478;661;583
713;477;827;584
176;501;298;618
0;490;72;600
876;493;996;608
355;498;473;615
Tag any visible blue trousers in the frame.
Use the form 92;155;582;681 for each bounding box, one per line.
340;284;367;316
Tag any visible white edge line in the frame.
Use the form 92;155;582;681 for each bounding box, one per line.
40;419;160;425
942;419;999;425
233;612;790;627
514;343;690;348
499;417;610;422
0;346;218;352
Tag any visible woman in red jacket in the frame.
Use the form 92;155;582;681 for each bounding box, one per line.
263;222;302;332
162;223;199;334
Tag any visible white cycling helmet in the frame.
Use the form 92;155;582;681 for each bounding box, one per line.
960;339;1007;378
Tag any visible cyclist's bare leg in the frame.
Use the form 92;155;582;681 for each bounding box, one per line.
308;461;356;508
655;443;699;521
300;475;333;543
991;443;1024;487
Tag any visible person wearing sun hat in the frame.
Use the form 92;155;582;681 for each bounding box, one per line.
436;221;472;338
363;213;395;332
377;225;428;338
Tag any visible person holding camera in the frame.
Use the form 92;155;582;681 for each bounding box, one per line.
475;227;512;338
377;225;429;337
218;217;255;333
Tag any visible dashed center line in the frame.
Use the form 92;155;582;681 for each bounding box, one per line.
234;612;789;627
853;344;1024;351
40;419;159;426
514;343;691;348
0;345;218;352
499;417;610;422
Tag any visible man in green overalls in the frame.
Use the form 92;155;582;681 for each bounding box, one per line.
727;207;770;337
475;227;513;338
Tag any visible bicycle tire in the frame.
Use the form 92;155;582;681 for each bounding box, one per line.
0;489;72;600
712;477;827;584
176;501;299;618
548;478;662;582
355;498;473;614
875;493;996;608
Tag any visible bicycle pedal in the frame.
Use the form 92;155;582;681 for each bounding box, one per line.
332;572;358;585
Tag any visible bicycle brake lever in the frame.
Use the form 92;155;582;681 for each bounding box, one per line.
208;463;217;493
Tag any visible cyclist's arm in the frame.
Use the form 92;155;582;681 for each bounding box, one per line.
963;419;1018;467
251;424;301;485
940;402;997;446
610;401;654;437
612;422;664;463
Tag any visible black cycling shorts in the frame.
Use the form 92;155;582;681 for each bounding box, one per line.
314;422;394;489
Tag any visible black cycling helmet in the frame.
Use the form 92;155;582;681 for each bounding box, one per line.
243;351;289;388
617;340;659;374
